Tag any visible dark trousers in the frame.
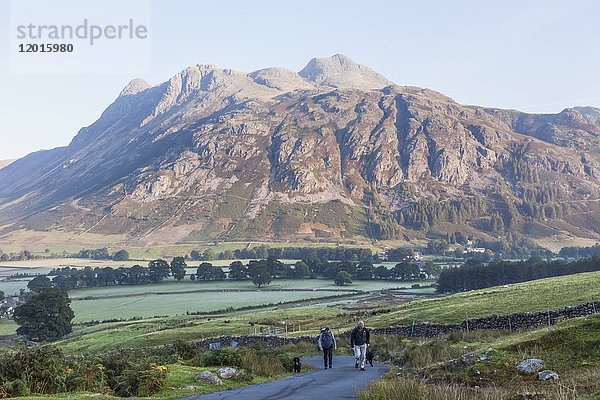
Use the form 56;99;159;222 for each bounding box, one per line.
323;346;333;367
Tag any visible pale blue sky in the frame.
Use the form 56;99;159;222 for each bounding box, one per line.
1;0;599;159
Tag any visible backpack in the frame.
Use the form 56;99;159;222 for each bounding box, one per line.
319;331;334;349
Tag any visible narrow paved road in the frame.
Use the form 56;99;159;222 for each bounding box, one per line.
180;355;388;400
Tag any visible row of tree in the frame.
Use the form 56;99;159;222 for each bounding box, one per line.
75;248;129;261
436;256;600;293
193;258;438;286
41;257;440;291
48;258;186;290
191;246;373;262
301;258;440;281
559;243;600;259
0;249;36;262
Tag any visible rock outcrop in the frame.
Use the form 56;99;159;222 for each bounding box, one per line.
195;371;223;385
516;359;544;374
217;367;239;379
538;370;559;381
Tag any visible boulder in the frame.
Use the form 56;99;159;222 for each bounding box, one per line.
217;367;239;379
516;359;544;374
461;353;479;364
538;370;559;381
195;371;223;385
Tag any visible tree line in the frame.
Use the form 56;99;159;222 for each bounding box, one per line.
48;257;184;290
436;256;600;293
397;196;487;231
559;243;600;259
190;245;373;262
42;257;439;291
75;248;129;261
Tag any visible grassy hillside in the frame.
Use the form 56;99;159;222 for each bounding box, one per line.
53;271;600;353
57;304;345;353
2;270;593;353
362;314;600;400
368;270;600;326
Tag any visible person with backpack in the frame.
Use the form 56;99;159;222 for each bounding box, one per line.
350;320;370;371
318;327;336;369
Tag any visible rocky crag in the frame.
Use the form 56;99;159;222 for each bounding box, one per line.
0;54;598;247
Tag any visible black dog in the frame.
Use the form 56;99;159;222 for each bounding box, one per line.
293;357;302;372
366;349;374;367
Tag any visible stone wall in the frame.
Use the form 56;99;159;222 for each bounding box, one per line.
194;335;316;349
194;301;599;347
370;301;599;338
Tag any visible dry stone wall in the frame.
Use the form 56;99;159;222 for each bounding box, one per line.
195;301;599;348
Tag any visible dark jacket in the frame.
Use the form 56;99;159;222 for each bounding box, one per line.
350;326;370;346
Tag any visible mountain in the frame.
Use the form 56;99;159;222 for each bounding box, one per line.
0;55;598;250
298;54;393;89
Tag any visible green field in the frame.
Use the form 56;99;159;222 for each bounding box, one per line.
0;258;415;295
68;278;432;322
0;256;430;295
68;278;432;299
58;303;346;353
368;270;600;326
71;289;350;322
0;279;30;296
0;320;17;339
0;261;141;295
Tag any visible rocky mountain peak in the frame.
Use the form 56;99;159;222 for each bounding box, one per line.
249;67;314;91
566;106;600;124
119;78;151;96
298;54;394;90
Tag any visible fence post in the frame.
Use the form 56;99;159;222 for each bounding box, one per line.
411;319;415;337
508;316;512;332
547;307;551;327
593;299;597;314
465;312;469;333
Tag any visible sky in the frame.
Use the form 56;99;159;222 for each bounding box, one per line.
1;0;599;160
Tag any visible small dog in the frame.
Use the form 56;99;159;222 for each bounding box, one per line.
365;349;374;367
293;357;302;372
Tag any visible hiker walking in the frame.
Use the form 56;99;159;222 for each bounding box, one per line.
318;327;336;369
350;320;370;371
